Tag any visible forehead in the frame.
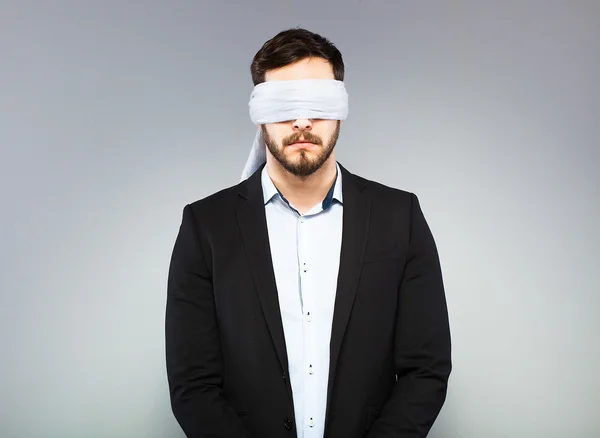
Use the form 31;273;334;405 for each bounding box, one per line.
265;57;334;81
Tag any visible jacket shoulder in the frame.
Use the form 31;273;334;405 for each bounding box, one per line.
188;182;240;210
351;171;416;205
179;180;244;229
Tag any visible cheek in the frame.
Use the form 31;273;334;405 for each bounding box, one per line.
265;124;289;142
315;121;338;137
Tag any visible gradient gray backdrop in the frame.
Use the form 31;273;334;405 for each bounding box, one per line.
1;1;599;437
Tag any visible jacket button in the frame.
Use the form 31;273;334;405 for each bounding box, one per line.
284;418;293;430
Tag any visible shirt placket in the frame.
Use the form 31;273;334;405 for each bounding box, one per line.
297;212;318;437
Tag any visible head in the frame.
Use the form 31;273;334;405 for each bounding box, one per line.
250;28;345;177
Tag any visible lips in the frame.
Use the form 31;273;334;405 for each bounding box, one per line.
289;139;317;147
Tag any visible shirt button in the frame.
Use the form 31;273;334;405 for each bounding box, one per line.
299;217;305;223
309;365;314;374
305;312;311;322
309;418;314;427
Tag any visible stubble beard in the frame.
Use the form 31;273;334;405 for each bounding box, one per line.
262;121;341;177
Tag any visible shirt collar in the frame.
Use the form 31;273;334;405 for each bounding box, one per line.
261;162;343;211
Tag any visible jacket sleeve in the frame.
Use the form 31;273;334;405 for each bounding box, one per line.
165;204;252;438
366;193;452;438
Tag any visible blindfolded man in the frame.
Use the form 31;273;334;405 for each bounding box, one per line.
166;27;452;438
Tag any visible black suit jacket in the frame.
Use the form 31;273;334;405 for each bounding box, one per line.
165;162;451;438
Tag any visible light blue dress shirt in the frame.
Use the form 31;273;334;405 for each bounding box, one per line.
261;163;344;438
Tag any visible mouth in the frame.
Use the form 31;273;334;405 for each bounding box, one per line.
289;140;317;147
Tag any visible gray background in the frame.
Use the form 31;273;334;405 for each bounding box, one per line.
1;1;598;437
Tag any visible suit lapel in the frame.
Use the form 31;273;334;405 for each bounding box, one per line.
234;165;290;377
326;163;371;428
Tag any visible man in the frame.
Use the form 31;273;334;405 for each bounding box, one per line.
165;28;451;438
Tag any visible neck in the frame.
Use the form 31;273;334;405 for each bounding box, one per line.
266;154;337;215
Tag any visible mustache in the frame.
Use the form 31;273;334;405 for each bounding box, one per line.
282;131;322;146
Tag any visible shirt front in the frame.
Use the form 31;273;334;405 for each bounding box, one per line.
261;163;343;438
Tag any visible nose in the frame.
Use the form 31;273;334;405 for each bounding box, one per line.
292;118;312;131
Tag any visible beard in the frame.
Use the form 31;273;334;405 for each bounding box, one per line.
262;121;341;177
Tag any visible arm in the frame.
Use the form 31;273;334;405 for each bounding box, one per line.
366;193;452;438
165;204;252;438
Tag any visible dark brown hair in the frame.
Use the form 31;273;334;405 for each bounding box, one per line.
250;28;345;86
